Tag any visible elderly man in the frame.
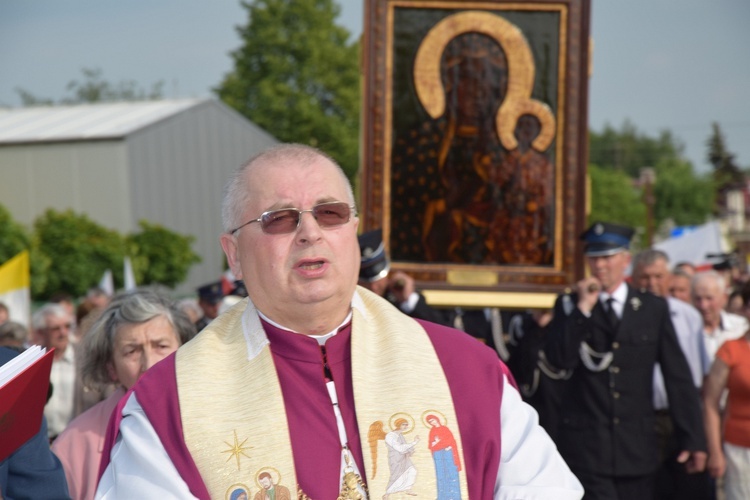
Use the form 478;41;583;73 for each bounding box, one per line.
631;249;712;500
692;271;748;363
97;144;582;499
545;222;706;500
33;303;77;439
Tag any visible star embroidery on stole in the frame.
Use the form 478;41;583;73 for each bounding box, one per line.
222;430;253;470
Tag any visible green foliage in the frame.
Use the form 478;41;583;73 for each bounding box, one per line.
589;121;685;178
34;209;126;299
0;204;30;262
0;204;50;296
588;122;715;234
653;159;714;226
1;207;200;299
588;164;646;228
127;221;201;288
706;122;744;188
16;67;164;106
14;88;54;107
215;0;360;178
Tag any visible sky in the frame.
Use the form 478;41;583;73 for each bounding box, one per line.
1;1;748;172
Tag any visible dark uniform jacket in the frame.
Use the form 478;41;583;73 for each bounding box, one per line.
506;314;570;442
545;284;706;477
385;291;451;326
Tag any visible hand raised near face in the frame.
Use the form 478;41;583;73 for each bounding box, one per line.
575;277;601;315
388;271;415;304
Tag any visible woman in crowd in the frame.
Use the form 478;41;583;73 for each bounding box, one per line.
703;317;750;499
51;289;195;500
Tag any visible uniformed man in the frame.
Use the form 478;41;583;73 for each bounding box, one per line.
357;229;450;326
545;221;706;499
504;308;570;442
195;281;224;331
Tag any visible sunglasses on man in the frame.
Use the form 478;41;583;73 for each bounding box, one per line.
230;201;356;235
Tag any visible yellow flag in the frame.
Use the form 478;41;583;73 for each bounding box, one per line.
0;251;31;327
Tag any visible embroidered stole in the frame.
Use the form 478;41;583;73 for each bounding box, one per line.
176;287;468;498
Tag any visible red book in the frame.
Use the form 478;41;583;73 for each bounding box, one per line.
0;346;54;461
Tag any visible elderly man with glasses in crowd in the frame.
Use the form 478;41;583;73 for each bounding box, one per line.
32;303;77;439
98;144;582;499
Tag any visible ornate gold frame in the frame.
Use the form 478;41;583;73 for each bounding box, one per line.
361;0;591;307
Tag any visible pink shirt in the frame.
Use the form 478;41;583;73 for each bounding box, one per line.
52;387;125;500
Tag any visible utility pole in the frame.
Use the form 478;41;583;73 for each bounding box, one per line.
640;167;656;247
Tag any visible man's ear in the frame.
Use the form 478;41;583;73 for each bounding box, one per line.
220;233;243;280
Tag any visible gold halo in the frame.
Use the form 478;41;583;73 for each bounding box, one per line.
225;484;250;500
254;467;282;490
389;412;416;433
413;10;556;152
421;409;448;428
496;98;556;152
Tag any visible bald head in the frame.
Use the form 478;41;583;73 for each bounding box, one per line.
222;144;354;233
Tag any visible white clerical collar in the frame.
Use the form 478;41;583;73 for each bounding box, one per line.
241;290;368;357
258;309;354;345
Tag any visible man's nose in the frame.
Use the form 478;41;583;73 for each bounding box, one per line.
296;211;323;242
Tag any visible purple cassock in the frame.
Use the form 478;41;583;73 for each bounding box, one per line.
99;319;509;499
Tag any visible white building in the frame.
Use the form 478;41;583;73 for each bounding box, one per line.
0;99;277;295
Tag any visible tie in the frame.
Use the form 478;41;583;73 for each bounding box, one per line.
606;297;620;330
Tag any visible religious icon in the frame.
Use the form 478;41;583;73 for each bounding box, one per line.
391;11;556;266
422;411;462;499
253;469;291;500
367;414;420;497
361;0;591;298
226;484;250;500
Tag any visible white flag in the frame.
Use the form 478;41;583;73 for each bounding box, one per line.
98;269;114;296
123;257;136;291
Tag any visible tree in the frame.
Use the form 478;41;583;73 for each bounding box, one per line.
215;0;360;178
0;204;30;263
652;158;714;226
127;221;201;288
15;67;164;106
33;209;127;299
588;122;714;234
14;89;54;107
707;122;744;188
589;121;686;178
0;204;51;296
588;164;646;230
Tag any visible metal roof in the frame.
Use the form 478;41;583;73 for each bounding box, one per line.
0;99;206;144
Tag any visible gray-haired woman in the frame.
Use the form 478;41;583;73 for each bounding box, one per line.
51;289;195;500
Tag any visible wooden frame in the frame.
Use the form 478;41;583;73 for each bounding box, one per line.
360;0;591;306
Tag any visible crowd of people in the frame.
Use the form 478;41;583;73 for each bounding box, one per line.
0;280;245;498
356;222;750;499
1;142;749;499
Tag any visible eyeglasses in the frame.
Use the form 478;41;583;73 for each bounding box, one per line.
230;201;357;235
45;323;73;333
